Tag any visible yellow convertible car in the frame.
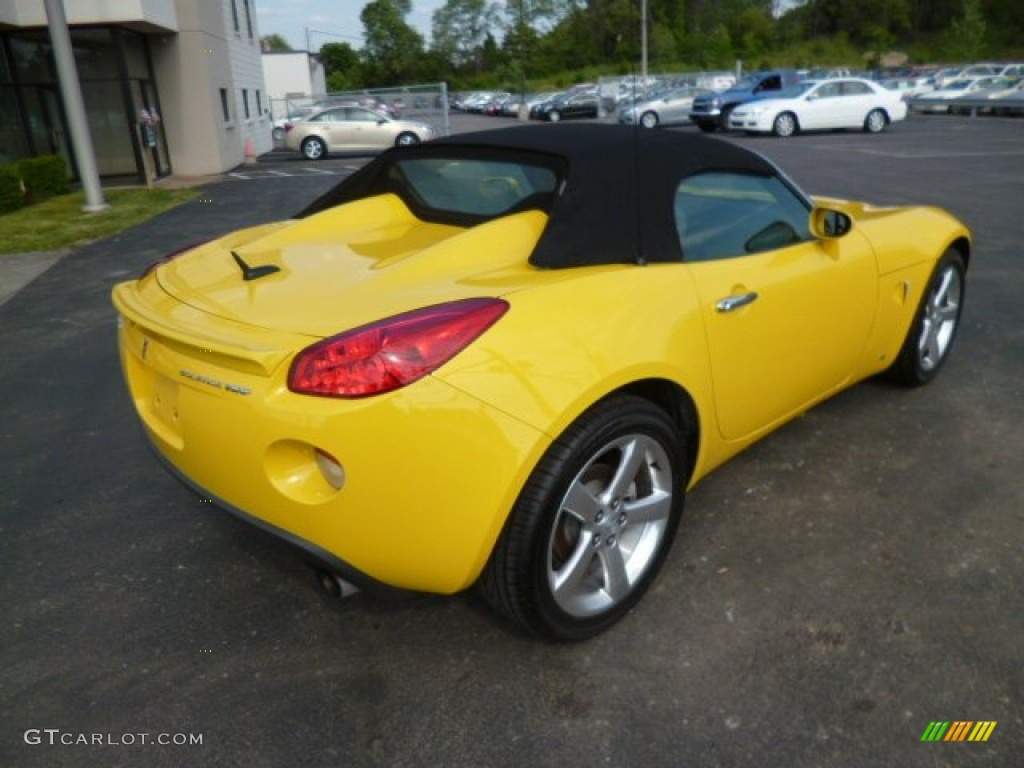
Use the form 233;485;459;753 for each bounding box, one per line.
112;125;969;641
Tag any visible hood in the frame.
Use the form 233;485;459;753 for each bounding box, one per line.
154;194;550;337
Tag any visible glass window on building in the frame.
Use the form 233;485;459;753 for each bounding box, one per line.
0;87;30;165
121;30;151;80
70;28;118;79
243;0;254;40
1;26;170;181
11;36;54;82
83;80;135;175
242;88;250;119
220;88;231;122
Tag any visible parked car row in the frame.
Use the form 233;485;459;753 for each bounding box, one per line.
277;60;1022;160
912;76;1024;114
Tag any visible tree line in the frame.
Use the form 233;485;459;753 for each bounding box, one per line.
261;0;1023;90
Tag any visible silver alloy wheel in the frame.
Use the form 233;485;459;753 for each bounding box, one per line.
548;110;561;122
395;131;419;146
302;137;325;160
865;109;886;133
546;433;674;618
640;111;659;128
917;263;962;372
773;112;797;137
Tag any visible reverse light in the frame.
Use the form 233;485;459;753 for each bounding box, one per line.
314;448;346;490
288;298;509;398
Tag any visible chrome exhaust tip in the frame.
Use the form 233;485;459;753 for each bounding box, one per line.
316;569;360;598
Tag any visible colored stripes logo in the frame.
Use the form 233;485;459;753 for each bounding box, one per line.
921;721;997;742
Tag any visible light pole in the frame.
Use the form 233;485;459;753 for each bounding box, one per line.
43;0;107;212
518;0;528;121
640;0;648;92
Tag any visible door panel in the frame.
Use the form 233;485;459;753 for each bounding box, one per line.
688;235;877;441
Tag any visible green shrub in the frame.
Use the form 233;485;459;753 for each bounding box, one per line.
0;164;24;214
17;154;68;204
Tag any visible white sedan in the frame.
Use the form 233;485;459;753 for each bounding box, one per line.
730;78;908;137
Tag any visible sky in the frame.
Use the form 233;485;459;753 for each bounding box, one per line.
255;0;445;51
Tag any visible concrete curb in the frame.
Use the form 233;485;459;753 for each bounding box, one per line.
0;250;70;307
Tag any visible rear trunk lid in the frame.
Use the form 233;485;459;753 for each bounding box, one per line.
154;194;550;337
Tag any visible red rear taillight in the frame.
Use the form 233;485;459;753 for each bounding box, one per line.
288;298;509;398
139;240;211;279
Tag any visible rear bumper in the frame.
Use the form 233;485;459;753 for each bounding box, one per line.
114;286;550;595
147;434;409;598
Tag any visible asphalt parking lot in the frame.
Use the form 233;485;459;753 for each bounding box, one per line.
1;115;1021;768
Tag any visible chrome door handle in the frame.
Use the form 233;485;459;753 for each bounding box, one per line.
716;292;759;313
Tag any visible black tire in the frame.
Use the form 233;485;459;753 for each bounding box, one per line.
772;112;798;137
395;131;420;147
478;395;686;641
548;110;561;122
640;111;659;128
301;137;326;160
864;108;887;134
885;249;966;386
718;105;735;131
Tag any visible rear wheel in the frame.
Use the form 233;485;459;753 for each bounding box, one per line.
773;112;798;137
886;249;966;386
864;109;887;133
479;395;686;641
301;137;326;160
640;111;659;128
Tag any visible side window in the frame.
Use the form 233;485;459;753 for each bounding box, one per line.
674;172;812;263
816;82;842;98
841;81;872;96
347;108;379;123
311;109;340;123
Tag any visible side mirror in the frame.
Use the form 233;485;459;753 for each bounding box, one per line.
810;208;853;239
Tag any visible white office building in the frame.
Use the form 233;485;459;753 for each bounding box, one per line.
0;0;273;180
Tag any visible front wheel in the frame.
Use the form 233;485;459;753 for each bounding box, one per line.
718;106;735;131
640;111;659;128
301;137;326;160
885;249;966;386
864;108;887;133
479;395;686;641
547;110;561;122
773;112;798;137
395;131;420;147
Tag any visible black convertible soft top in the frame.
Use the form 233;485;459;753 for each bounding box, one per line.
297;123;780;268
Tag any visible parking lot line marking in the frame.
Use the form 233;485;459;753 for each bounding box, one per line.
808;145;1024;160
300;167;337;175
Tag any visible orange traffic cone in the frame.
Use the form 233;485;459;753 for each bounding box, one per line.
244;137;257;165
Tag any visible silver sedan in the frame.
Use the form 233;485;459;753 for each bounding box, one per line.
284;105;435;159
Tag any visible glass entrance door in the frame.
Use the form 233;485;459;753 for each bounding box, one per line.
24;86;74;175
